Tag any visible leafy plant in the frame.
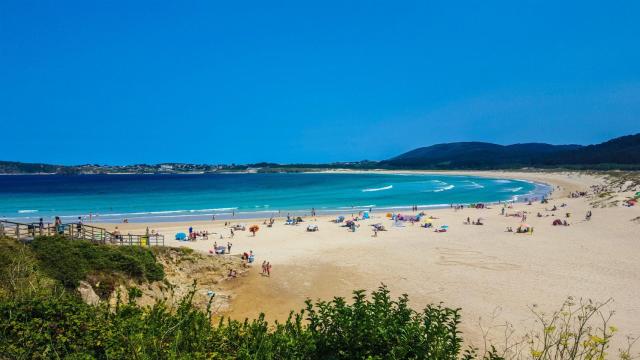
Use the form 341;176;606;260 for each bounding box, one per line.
30;236;164;288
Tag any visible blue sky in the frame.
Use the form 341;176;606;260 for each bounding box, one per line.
1;1;639;165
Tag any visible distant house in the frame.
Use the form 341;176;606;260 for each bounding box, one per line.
159;164;174;172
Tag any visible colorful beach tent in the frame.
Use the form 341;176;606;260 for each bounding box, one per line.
175;232;187;241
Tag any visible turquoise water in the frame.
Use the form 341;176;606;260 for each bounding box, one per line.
0;173;547;223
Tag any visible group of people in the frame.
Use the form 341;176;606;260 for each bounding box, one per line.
261;261;272;277
212;241;232;254
241;251;254;263
188;226;209;240
464;217;484;225
505;226;534;234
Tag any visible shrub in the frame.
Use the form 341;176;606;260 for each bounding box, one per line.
0;285;479;359
30;236;164;288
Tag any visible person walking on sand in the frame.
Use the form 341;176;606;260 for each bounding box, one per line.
266;262;272;277
261;261;267;275
227;242;232;254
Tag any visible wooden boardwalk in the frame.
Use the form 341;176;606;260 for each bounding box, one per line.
0;220;164;247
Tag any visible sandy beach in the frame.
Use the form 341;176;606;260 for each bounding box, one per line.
96;170;640;349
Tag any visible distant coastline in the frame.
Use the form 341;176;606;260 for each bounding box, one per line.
2;133;639;175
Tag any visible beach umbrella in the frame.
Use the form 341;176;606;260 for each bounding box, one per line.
440;225;448;229
249;225;259;236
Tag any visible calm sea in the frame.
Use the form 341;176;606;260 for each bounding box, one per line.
0;173;547;223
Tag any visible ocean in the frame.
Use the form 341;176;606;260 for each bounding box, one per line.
0;173;548;223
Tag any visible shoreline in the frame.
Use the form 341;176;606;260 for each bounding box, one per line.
84;170;640;349
2;171;553;223
4;170;639;349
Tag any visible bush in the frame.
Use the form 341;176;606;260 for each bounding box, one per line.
0;285;484;359
30;236;164;288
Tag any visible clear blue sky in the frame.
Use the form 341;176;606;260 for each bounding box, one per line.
1;1;639;165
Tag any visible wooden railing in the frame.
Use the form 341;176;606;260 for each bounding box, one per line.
0;220;164;247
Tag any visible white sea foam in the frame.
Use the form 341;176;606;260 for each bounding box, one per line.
465;181;484;189
502;187;523;193
338;205;376;209
362;185;393;192
417;204;450;208
18;210;38;213
493;179;512;184
191;207;238;212
433;184;455;192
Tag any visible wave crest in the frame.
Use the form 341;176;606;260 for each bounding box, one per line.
434;184;455;192
362;185;393;192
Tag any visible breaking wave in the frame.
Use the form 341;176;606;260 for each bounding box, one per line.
434;184;455;192
502;187;523;193
465;181;484;189
362;185;393;192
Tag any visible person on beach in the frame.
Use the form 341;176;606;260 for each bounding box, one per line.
227;242;232;254
230;228;235;238
261;261;267;275
38;218;44;230
266;262;271;277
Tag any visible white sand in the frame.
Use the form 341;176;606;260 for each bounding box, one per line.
96;171;640;348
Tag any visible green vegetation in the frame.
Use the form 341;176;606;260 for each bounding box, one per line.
0;236;636;359
30;236;164;288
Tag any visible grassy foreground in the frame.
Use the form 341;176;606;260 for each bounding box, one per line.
0;236;636;359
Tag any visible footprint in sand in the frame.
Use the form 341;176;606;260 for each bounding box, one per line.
436;247;520;271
